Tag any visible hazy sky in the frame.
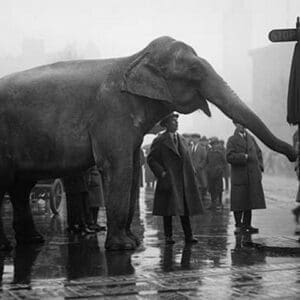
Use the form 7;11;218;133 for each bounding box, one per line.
0;0;299;143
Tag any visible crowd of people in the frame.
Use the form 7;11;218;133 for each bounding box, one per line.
145;113;299;243
63;113;300;243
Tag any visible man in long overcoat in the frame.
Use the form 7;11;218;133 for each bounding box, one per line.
226;122;265;234
147;113;203;244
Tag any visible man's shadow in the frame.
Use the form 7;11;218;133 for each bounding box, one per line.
231;233;266;266
161;244;194;272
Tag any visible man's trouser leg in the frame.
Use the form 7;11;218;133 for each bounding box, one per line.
163;216;173;238
233;211;243;227
180;216;192;239
243;210;252;227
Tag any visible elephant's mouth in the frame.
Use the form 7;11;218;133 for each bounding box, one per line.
196;90;211;117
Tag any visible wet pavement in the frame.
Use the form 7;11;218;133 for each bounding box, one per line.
0;175;299;299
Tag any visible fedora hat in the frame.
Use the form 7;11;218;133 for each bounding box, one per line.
160;113;179;127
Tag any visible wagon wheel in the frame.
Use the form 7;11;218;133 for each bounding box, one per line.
50;179;65;215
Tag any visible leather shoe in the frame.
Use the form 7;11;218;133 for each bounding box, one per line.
244;226;259;234
16;233;45;244
165;237;175;244
185;237;198;244
81;226;96;234
88;224;106;232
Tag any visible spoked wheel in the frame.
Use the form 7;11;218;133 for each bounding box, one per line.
50;179;65;215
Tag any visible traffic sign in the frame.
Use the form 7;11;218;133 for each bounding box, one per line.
269;29;298;42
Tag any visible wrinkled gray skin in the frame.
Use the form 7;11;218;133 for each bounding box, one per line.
0;36;296;250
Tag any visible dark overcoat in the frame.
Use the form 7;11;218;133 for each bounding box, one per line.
226;130;266;211
206;147;226;194
293;130;300;202
63;173;88;195
147;132;204;216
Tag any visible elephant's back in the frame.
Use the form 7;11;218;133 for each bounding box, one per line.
0;58;119;95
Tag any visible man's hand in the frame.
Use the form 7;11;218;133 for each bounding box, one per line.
245;154;248;160
161;171;167;178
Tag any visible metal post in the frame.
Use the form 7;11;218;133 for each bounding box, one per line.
297;17;300;179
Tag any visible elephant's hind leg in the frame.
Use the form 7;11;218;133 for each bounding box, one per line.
0;191;13;251
9;181;44;245
104;160;137;251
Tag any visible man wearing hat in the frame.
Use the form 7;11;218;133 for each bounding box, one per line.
226;121;265;234
147;113;204;244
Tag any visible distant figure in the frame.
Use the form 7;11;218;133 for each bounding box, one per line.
264;150;276;175
219;140;230;191
226;121;265;235
144;146;156;188
86;166;106;232
148;113;203;244
191;134;208;200
206;137;227;210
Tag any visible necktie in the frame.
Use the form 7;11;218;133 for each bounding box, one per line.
173;134;178;149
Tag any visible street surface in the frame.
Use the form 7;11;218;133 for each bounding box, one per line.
0;174;299;299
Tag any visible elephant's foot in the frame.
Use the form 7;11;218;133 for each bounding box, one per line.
105;231;137;251
126;229;141;247
16;231;45;245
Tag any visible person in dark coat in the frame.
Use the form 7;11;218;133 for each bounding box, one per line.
206;137;227;210
226;121;265;234
86;166;106;232
63;172;95;234
292;129;300;235
144;145;156;188
147;113;204;244
219;140;230;191
191;135;208;200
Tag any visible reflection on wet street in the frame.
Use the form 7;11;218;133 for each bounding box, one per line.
0;175;299;298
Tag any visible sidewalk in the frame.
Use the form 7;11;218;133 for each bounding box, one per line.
251;175;300;253
0;175;299;299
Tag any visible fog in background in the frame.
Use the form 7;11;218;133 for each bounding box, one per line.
0;0;299;147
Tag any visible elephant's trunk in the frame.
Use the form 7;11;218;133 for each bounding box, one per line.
202;74;297;162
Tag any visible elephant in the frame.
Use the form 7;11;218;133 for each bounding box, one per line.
0;36;296;251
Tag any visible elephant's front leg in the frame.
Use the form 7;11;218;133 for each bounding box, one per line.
126;147;142;247
104;160;137;250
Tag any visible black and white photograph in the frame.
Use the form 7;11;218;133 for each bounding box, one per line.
0;0;299;298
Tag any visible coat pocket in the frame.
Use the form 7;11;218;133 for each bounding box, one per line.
159;173;171;191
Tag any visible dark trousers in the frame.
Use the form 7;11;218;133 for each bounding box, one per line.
66;192;89;228
233;210;252;227
163;216;193;238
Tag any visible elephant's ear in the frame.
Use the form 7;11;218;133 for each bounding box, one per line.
121;53;173;103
